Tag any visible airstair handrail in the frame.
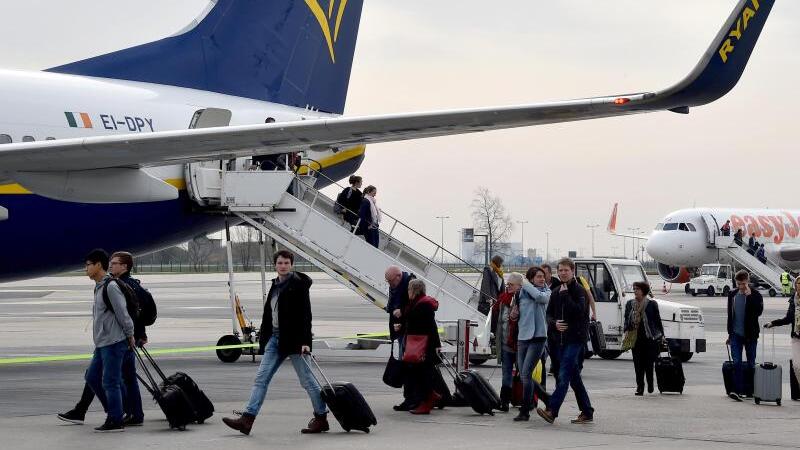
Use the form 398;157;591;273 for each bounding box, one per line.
297;161;487;277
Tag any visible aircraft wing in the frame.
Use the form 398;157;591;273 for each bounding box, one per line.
0;0;774;174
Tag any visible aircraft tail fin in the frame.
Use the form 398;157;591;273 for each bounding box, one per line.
608;203;619;234
655;0;775;109
46;0;364;114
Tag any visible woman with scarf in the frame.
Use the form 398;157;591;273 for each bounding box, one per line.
393;279;442;415
764;276;800;388
357;185;382;248
623;281;664;395
492;273;522;412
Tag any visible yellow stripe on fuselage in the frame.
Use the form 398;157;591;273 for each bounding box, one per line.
0;145;365;196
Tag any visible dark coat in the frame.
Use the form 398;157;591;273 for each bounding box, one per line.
340;186;362;226
727;287;764;341
387;272;415;339
769;296;798;338
356;198;375;235
401;295;442;361
546;279;588;346
624;298;665;341
118;272;148;341
259;272;313;355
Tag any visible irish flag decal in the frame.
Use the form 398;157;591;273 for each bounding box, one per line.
64;112;93;128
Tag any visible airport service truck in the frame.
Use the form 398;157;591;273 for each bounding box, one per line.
576;258;705;362
688;263;734;297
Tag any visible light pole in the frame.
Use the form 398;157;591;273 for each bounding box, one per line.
632;227;641;260
627;227;637;259
435;215;450;264
517;220;528;262
586;224;599;257
545;231;550;263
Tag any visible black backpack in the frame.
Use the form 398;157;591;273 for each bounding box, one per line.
124;277;158;327
103;278;141;324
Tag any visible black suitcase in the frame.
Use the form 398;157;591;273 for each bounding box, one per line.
722;345;754;396
790;360;800;401
589;320;606;352
140;347;214;424
440;355;499;415
303;354;377;433
655;354;685;394
432;364;453;409
135;349;196;430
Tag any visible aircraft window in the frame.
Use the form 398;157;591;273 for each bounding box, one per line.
0;134;11;144
45;137;55;140
265;117;275;123
22;136;35;142
655;223;664;230
687;223;697;232
679;223;689;231
663;223;679;231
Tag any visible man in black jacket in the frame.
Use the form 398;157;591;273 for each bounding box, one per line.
537;258;594;425
726;270;764;401
223;250;328;435
384;266;417;411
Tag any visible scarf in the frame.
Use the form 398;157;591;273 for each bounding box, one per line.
491;261;504;279
367;195;381;227
629;297;654;339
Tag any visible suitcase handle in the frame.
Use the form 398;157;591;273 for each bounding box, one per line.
301;353;334;391
133;347;161;397
436;351;459;380
138;346;169;383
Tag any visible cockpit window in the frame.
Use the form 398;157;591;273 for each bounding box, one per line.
687;223;696;232
655;223;664;231
0;134;11;144
663;223;679;231
679;223;689;231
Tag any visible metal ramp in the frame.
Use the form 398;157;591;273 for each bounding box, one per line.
192;165;493;357
715;236;784;295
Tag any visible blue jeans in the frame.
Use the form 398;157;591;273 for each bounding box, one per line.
548;343;593;418
244;333;327;416
730;334;757;395
517;339;546;410
86;340;128;423
501;349;516;389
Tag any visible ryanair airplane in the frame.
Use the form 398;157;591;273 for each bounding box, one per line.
0;0;776;281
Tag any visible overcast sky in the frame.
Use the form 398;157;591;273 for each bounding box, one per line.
0;1;797;260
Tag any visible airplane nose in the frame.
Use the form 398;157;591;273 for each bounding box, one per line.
646;235;667;261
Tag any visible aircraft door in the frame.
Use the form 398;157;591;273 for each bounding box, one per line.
184;108;233;206
700;213;720;246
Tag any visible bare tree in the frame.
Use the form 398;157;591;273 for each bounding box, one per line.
232;225;257;271
188;235;217;271
471;186;513;260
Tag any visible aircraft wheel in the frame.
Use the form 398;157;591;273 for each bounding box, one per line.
706;286;715;297
216;335;242;363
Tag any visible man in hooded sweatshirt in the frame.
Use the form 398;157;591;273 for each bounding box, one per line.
223;250;329;436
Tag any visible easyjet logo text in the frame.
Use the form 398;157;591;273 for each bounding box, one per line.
718;0;760;63
730;212;798;244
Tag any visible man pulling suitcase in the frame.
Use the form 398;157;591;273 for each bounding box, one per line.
223;250;329;435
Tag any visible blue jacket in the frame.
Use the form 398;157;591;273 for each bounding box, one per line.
517;280;551;340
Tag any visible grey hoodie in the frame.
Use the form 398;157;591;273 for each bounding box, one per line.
93;274;134;347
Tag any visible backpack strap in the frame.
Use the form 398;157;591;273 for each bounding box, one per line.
102;279;116;313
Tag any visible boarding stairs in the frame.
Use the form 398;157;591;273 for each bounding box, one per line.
714;236;785;294
188;163;493;356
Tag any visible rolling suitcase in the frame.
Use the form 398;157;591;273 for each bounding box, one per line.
754;330;782;405
655;353;685;394
722;344;754;396
432;363;453;409
440;354;499;415
134;348;196;430
790;360;800;401
140;346;214;423
589;320;606;352
303;354;377;433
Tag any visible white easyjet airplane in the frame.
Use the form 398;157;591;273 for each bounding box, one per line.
609;203;800;283
0;0;778;281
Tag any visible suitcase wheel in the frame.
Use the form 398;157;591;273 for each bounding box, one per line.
754;397;760;405
777;399;781;406
197;419;205;424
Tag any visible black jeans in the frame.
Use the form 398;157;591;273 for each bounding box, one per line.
405;361;435;404
632;337;659;391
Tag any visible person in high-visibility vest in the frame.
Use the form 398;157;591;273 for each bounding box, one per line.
782;272;792;297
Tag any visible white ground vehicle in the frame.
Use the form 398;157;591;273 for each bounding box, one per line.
576;258;705;362
688;263;733;297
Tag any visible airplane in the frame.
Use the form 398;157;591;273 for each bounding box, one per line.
608;203;800;283
0;0;778;282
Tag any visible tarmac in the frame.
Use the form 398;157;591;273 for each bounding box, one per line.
1;273;799;449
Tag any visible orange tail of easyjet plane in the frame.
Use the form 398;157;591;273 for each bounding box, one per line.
608;203;619;234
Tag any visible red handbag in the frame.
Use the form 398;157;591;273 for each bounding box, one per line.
402;334;429;363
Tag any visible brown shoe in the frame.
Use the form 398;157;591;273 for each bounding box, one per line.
570;412;593;424
301;413;329;434
223;413;255;435
536;408;555;424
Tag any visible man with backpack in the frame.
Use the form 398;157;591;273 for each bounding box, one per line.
334;175;363;230
58;250;157;429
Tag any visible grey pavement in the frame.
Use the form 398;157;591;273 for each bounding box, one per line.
1;274;799;449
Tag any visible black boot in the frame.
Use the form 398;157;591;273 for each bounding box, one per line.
513;406;530;422
499;386;511;412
